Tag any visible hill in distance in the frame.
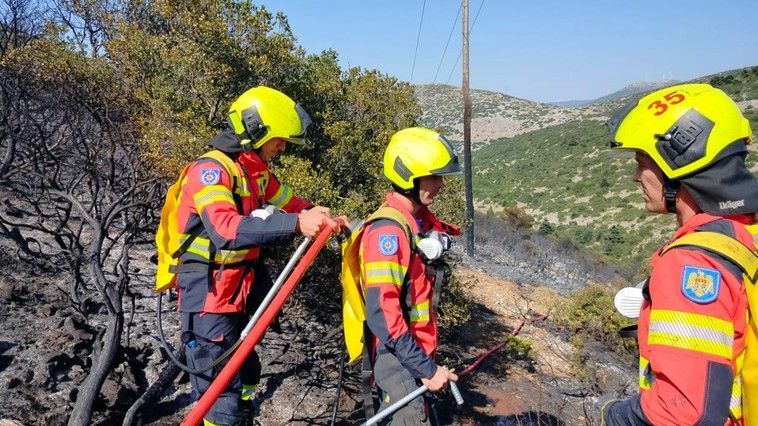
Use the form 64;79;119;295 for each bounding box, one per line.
414;84;611;148
468;65;758;268
414;80;656;149
550;79;680;108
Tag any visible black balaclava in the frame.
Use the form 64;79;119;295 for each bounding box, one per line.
679;147;758;215
207;128;245;154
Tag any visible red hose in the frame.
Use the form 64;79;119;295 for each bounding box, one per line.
459;313;548;377
181;222;343;425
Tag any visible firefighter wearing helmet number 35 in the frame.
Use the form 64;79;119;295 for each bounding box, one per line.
601;83;758;426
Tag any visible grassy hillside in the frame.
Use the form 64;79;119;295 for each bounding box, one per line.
473;119;668;269
472;66;758;269
704;66;758;124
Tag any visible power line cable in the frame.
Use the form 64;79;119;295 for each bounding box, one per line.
445;0;485;85
432;3;462;84
409;0;427;83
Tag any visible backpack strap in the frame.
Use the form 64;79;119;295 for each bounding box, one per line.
365;206;417;249
171;221;204;259
200;150;242;189
172;150;244;263
358;205;416;420
663;231;758;283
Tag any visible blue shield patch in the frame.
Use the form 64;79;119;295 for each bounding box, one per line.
378;234;398;256
681;265;720;304
200;168;221;185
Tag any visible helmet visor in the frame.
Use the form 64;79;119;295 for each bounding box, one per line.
430;134;463;176
430;161;462;176
287;104;312;144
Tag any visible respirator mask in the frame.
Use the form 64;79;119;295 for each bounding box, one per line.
416;231;452;263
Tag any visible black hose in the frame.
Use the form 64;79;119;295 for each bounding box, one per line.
330;343;347;425
156;291;239;374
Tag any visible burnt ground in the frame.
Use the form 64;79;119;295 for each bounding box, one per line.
433;268;637;426
0;237;637;426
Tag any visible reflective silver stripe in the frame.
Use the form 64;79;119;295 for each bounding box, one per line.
215;249;249;263
241;384;256;401
180;236;212;259
194;188;234;207
731;375;742;409
269;184;293;208
731;394;741;409
409;308;429;322
648;320;733;348
409;300;430;322
638;356;654;389
236;178;251;196
365;268;405;282
179;236;251;262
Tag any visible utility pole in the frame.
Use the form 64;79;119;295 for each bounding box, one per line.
462;0;475;257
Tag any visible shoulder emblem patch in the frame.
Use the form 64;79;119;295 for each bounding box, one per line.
681;265;721;304
200;168;221;185
378;234;399;256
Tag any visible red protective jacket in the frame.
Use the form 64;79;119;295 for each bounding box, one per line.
633;213;752;425
175;148;311;314
360;192;444;379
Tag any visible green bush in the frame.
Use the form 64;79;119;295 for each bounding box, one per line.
504;336;535;361
538;221;555;235
554;284;637;358
438;266;473;332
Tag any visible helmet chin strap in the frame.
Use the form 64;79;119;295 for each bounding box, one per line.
663;178;680;213
392;182;422;206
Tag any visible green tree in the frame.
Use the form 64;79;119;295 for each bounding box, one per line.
1;1;466;423
603;224;626;257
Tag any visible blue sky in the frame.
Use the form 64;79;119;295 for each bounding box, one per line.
263;0;758;103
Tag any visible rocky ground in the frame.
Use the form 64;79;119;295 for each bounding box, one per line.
0;224;638;425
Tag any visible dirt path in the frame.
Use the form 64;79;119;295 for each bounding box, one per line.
437;268;591;425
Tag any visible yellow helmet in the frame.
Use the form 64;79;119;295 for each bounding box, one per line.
228;86;312;150
608;83;752;179
383;127;461;190
609;83;758;215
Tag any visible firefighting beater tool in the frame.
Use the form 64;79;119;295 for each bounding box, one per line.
182;219;346;425
156;237;312;374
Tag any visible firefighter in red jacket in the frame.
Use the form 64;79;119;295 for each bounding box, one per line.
175;86;337;425
601;84;758;425
362;127;461;424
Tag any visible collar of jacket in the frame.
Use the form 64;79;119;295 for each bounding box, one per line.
384;192;422;235
238;150;268;174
